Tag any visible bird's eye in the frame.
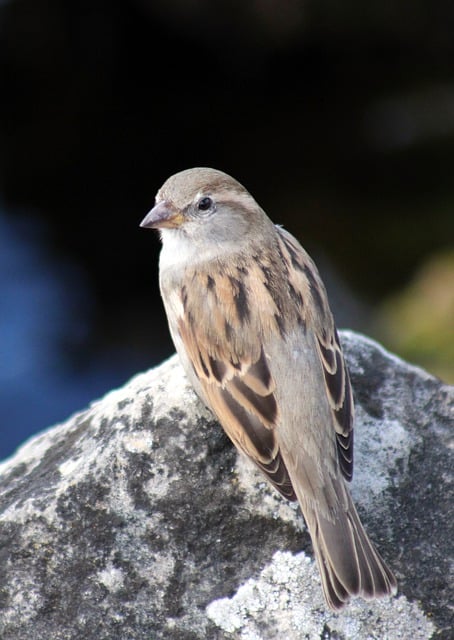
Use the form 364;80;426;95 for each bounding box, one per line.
197;196;213;212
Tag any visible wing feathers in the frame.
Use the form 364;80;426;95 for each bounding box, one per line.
208;384;296;500
229;377;278;426
242;347;273;393
217;388;276;458
318;339;345;408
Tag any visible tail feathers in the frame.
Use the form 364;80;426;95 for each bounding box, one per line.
307;488;397;610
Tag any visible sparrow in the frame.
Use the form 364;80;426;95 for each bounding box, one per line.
140;167;397;610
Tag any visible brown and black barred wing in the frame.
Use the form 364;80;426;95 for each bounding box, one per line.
175;266;297;501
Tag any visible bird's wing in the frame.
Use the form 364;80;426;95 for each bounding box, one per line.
166;222;353;496
276;227;354;481
170;259;297;501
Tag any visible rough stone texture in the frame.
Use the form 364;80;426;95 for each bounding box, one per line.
0;331;452;640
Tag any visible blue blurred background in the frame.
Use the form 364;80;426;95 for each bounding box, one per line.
1;1;453;460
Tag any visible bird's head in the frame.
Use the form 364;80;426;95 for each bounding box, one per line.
140;168;271;254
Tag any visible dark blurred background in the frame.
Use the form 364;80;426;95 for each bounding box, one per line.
1;0;453;460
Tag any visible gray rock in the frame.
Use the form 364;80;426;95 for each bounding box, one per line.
0;331;452;640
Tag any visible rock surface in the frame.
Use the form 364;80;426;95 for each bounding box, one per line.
0;331;452;639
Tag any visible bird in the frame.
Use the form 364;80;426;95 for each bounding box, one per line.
140;167;397;610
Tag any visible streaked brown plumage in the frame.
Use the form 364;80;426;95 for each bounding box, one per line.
140;167;397;609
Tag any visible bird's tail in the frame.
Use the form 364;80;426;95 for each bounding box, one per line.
301;481;397;610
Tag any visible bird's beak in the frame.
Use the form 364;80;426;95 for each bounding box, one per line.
140;200;184;229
